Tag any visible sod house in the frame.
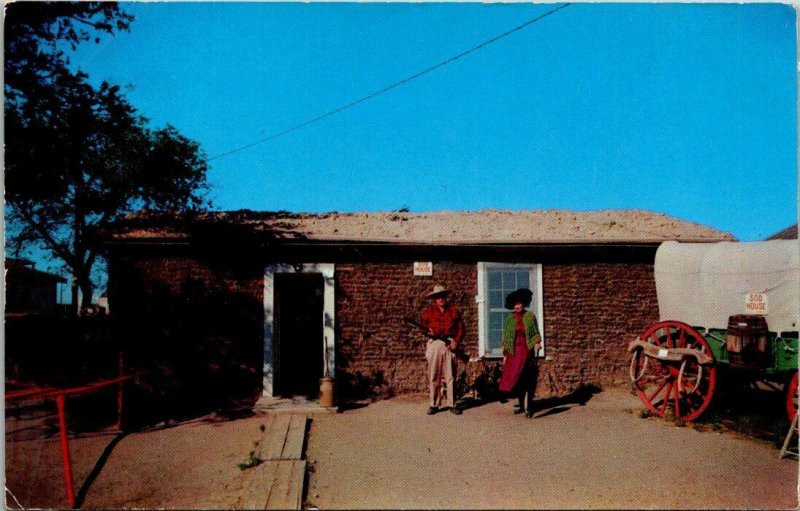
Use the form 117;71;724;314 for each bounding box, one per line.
104;209;733;419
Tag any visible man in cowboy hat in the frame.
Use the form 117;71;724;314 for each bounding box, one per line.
419;284;465;415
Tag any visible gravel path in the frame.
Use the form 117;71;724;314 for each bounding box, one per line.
305;388;798;509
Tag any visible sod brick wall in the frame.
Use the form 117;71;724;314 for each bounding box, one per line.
334;262;478;399
334;261;659;400
108;252;264;425
108;248;659;414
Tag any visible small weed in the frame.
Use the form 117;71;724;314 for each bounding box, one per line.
674;419;686;428
237;450;263;471
638;409;652;419
692;422;705;432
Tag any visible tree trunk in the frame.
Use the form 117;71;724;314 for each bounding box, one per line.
70;277;80;316
78;270;94;313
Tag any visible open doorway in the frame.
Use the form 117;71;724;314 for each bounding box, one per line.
273;273;324;398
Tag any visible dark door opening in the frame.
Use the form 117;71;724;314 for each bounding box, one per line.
274;273;324;398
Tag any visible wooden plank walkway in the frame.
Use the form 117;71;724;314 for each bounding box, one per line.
238;414;309;510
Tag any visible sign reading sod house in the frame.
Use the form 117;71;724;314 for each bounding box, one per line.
745;292;768;314
413;262;433;276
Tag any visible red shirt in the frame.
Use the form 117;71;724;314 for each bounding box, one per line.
420;304;465;345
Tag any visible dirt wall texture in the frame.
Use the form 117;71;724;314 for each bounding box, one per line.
108;251;264;425
107;246;659;418
335;261;659;400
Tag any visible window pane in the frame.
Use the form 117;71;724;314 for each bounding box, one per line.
488;290;503;309
502;271;515;290
515;271;529;290
488;312;503;333
488;328;502;352
488;311;509;352
488;270;501;289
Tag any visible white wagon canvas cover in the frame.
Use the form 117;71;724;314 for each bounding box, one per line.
654;240;799;332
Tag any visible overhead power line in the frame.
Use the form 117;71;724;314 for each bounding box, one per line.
206;3;573;163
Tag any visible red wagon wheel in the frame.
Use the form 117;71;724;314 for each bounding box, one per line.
786;371;798;420
631;321;717;421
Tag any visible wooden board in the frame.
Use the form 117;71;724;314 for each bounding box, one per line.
238;461;276;510
265;460;306;510
238;460;306;510
281;415;308;460
237;413;309;509
254;414;276;459
261;414;291;460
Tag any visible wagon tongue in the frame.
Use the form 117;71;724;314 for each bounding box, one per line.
627;339;714;365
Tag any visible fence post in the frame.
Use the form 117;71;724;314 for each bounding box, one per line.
56;394;76;508
115;352;125;430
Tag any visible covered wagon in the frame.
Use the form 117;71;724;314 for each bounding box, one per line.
628;240;799;421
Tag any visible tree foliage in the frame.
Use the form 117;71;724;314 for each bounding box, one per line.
5;2;210;311
5;2;133;102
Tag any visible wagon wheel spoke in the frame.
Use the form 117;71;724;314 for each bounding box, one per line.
676;363;716;421
633;321;717;421
639;374;664;386
658;327;669;348
683;389;709;413
645;378;669;403
660;382;673;415
679;358;703;393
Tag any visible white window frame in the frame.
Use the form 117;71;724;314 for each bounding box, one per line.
477;262;544;359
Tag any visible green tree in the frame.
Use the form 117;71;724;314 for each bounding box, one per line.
5;2;133;102
5;2;210;312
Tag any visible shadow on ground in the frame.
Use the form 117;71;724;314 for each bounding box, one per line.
532;384;602;416
337;401;370;413
693;374;795;447
457;383;602;414
74;432;128;508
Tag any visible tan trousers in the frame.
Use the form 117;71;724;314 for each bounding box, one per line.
426;339;455;408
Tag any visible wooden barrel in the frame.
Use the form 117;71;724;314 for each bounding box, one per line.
726;315;771;368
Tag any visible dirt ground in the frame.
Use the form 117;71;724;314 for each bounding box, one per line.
5;387;798;510
5;405;271;509
305;388;799;510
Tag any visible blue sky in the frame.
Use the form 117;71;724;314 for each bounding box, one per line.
62;1;796;243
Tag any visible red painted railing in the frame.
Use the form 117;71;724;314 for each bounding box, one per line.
6;373;135;508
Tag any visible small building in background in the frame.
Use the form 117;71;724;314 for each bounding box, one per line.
5;258;67;315
97;291;110;315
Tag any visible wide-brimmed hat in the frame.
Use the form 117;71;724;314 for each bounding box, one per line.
505;288;533;309
425;285;450;298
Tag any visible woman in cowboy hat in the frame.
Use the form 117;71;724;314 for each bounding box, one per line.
419;284;464;415
498;288;541;418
